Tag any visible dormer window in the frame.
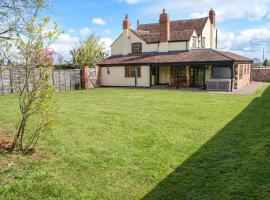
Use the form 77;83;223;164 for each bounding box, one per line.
131;43;142;54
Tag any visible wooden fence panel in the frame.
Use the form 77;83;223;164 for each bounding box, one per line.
0;66;91;94
1;66;11;94
252;68;270;82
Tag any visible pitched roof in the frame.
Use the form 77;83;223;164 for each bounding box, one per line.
136;17;208;43
131;29;196;43
99;49;252;66
170;18;209;35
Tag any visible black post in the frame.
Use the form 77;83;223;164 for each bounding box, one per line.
9;66;13;93
149;65;152;87
203;64;206;90
135;67;137;87
157;66;159;85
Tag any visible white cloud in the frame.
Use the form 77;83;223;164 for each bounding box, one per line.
218;26;270;60
120;0;144;4
189;11;208;19
99;37;113;54
144;0;269;22
79;27;91;36
49;33;113;59
92;18;107;26
49;33;80;59
247;4;269;21
218;30;235;51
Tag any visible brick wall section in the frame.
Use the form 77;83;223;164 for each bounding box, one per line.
123;15;131;30
159;9;170;42
234;63;251;89
251;68;270;82
209;9;216;26
81;66;90;89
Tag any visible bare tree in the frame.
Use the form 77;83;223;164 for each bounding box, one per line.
0;40;17;65
0;0;49;40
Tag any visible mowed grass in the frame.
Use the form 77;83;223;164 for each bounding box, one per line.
0;85;270;199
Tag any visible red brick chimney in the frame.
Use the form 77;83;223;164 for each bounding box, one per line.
123;14;131;30
159;9;170;42
209;9;216;26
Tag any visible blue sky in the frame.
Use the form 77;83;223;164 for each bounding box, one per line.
46;0;270;61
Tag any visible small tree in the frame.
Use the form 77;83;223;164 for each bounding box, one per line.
69;34;108;67
11;10;59;154
263;59;269;66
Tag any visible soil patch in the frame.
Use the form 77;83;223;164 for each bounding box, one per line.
0;136;13;152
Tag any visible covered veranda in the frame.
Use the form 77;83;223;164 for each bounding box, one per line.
150;61;234;91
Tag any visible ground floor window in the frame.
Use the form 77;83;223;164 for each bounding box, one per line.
171;66;186;77
212;67;231;79
125;66;141;78
239;65;243;79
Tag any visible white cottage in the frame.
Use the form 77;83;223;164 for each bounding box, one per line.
99;9;252;91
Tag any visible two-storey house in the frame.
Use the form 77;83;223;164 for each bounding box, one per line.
99;9;252;91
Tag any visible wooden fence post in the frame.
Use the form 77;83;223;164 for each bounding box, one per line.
0;66;3;94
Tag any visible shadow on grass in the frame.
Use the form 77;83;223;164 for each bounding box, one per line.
143;86;270;200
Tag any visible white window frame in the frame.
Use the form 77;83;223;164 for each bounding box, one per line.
192;37;197;48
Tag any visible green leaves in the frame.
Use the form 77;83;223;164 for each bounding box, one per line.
70;34;108;67
10;6;60;154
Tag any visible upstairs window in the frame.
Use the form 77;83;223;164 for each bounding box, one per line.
192;37;197;48
131;43;142;54
202;37;206;48
125;66;141;77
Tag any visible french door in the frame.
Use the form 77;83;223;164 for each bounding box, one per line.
189;66;205;88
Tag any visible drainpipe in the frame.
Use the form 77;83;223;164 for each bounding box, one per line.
216;29;218;49
135;67;137;87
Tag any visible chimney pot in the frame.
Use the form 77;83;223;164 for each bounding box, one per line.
123;14;131;30
209;9;216;26
159;9;170;42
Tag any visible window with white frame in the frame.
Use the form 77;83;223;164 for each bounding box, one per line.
239;65;243;79
192;37;197;48
131;43;142;54
202;37;206;48
125;66;141;77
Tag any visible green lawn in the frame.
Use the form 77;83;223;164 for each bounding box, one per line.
0;85;270;199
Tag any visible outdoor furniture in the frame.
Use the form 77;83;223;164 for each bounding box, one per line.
170;76;188;88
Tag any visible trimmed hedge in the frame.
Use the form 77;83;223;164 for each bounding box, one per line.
53;64;80;70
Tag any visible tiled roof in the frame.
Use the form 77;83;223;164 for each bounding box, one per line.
132;29;195;43
133;17;208;43
170;29;195;41
170;18;208;35
99;49;252;66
